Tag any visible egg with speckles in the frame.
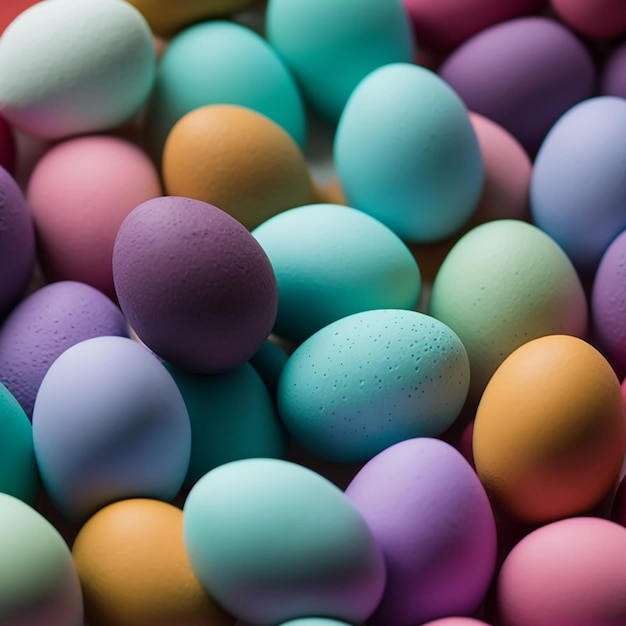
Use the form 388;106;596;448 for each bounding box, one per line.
277;309;470;464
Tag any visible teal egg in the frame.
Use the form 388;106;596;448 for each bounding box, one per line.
146;20;306;157
252;203;421;344
183;458;385;626
277;620;356;626
0;381;39;506
277;309;470;464
0;493;83;626
266;0;414;121
334;63;484;243
249;338;290;396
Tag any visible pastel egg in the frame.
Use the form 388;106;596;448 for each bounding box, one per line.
334;63;484;243
0;0;156;140
32;336;191;522
0;280;129;420
276;620;353;626
183;458;386;625
345;438;497;626
162;105;316;231
72;498;234;626
602;42;626;100
112;196;278;375
277;309;470;464
27;135;162;299
429;219;588;399
0;493;83;626
496;517;626;625
266;0;414;121
551;0;626;39
252;203;421;344
146;20;305;158
531;97;626;275
249;338;290;397
420;620;491;626
473;334;626;524
439;17;595;155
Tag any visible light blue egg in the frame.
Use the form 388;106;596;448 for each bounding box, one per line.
146;19;306;157
266;0;414;121
252;203;421;344
277;309;470;464
334;63;484;243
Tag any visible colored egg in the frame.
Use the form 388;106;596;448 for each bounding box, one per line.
32;336;191;522
162;105;316;231
165;362;288;488
420;620;491;626
276;620;353;626
112;196;278;375
0;493;83;626
0;0;156;140
496;517;626;626
345;438;496;626
72;498;234;626
429;220;588;399
551;0;626;39
277;309;470;464
439;17;595;155
531;97;626;276
0;281;129;420
334;63;484;243
183;458;386;626
249;338;290;396
266;0;414;121
252;203;421;344
602;42;626;100
473;335;626;524
146;20;306;158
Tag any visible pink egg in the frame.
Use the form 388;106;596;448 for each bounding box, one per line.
26;135;162;299
421;619;491;626
497;517;626;626
551;0;626;39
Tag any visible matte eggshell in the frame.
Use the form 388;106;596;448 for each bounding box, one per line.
551;0;626;39
473;335;626;524
497;517;626;626
602;42;626;100
183;458;386;626
345;438;496;626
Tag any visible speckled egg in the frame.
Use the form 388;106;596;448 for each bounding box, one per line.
112;196;278;375
277;309;470;464
183;458;386;626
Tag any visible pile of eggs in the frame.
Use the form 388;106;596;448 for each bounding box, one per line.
1;0;626;625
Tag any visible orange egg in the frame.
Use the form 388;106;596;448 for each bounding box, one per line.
473;334;626;524
71;498;234;626
162;104;316;230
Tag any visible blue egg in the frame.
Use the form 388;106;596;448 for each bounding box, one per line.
334;63;484;243
32;336;191;522
277;309;470;464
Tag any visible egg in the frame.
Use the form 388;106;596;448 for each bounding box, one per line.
0;0;156;140
550;0;626;39
473;334;626;524
602;42;626;100
276;620;354;626
162;105;316;231
32;336;191;522
183;458;386;626
252;203;421;344
277;309;470;464
420;620;491;626
249;338;290;396
72;498;234;626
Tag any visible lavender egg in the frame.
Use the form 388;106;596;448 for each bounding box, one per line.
345;437;497;626
0;280;129;419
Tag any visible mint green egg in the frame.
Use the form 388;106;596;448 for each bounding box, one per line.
183;458;386;626
277;620;357;626
0;493;83;626
252;204;421;344
0;381;39;506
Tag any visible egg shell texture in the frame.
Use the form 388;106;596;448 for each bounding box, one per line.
277;309;470;464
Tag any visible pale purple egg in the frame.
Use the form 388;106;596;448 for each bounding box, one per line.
602;41;626;100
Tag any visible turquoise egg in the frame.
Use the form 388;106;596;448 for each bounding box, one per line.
277;620;355;626
0;493;83;626
266;0;414;121
183;458;386;626
277;309;470;464
146;20;306;157
334;63;484;243
252;203;421;344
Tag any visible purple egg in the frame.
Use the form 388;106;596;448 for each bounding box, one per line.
438;16;595;155
345;437;497;626
602;41;626;100
112;196;278;374
0;165;34;316
0;280;129;419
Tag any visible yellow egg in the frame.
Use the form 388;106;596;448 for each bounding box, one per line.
71;498;234;626
162;104;316;230
473;334;626;524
